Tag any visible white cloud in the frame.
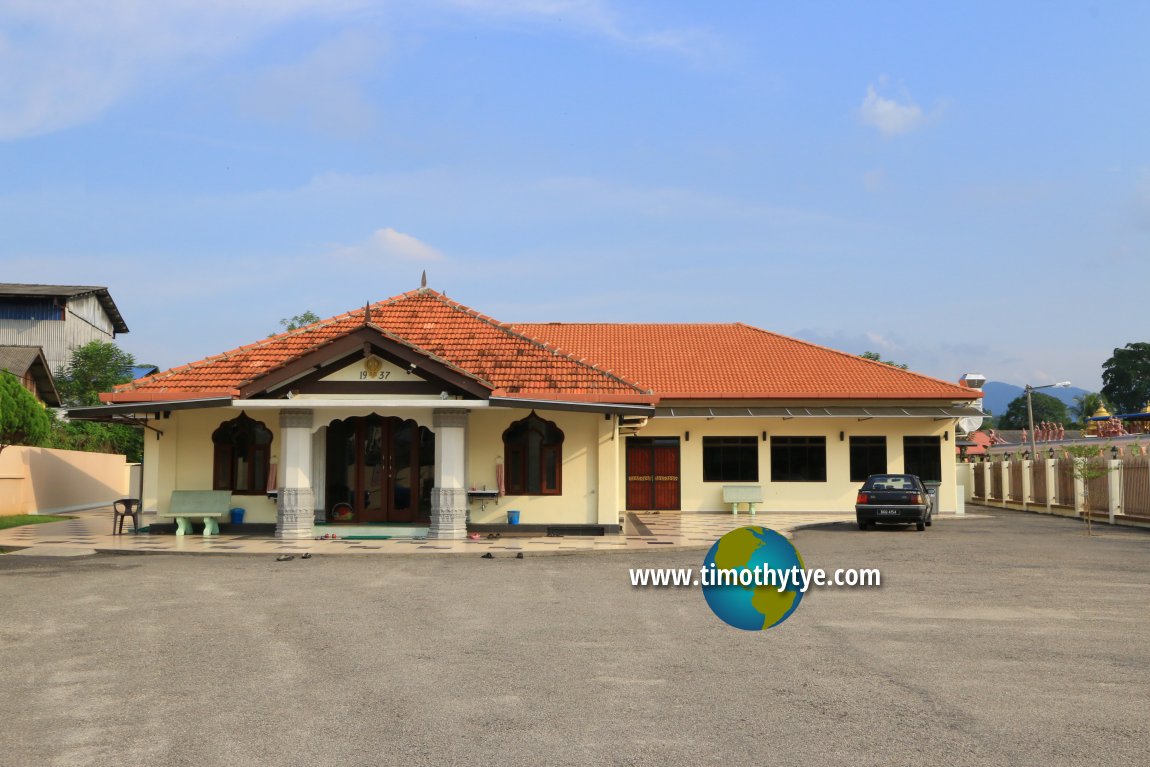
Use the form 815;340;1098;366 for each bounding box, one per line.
864;331;899;353
0;0;368;140
859;82;925;137
327;227;444;263
0;0;716;141
863;168;886;193
444;0;715;58
235;30;384;138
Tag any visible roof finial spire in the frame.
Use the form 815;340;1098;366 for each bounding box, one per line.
364;301;371;325
420;270;427;289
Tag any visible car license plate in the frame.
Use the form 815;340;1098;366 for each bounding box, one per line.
877;509;899;515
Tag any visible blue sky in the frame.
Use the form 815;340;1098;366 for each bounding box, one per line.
3;1;1148;391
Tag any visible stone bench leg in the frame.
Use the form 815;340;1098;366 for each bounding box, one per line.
748;503;757;516
203;517;220;536
730;503;739;515
174;516;191;536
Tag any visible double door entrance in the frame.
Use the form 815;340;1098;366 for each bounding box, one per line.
626;437;681;511
325;415;435;523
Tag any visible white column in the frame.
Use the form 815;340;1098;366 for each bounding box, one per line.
1021;459;1032;510
999;460;1009;508
1073;459;1086;517
596;415;620;528
429;408;469;540
277;408;315;539
1108;459;1122;523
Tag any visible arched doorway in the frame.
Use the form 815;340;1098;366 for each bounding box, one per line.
325;415;435;523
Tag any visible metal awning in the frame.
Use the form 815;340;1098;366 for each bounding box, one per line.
488;396;656;415
653;405;987;420
67;395;656;419
66;397;235;420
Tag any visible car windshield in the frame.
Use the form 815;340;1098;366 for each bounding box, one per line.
864;475;915;491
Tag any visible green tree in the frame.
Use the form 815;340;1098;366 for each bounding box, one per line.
0;372;51;453
859;351;909;369
53;342;142;462
1070;392;1109;428
56;341;136;407
996;391;1069;430
1101;342;1150;414
1061;443;1114;536
47;419;142;460
275;311;321;335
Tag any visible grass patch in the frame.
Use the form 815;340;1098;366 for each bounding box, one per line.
0;515;74;531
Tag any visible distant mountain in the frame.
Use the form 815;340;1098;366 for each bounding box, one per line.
980;381;1091;418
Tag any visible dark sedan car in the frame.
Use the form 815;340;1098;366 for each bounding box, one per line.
855;473;933;531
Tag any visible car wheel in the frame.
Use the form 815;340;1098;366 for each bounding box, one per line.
925;510;933;527
916;519;926;531
857;521;869;531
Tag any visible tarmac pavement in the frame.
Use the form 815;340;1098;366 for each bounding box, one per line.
2;507;1148;766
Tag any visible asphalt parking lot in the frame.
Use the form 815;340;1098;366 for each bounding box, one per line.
2;508;1148;767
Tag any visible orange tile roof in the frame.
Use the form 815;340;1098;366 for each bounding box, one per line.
513;323;978;401
105;291;977;404
105;290;650;403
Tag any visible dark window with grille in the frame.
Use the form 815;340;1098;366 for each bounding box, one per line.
703;437;758;482
503;412;564;495
770;436;827;482
850;436;887;481
904;436;942;482
212;412;273;494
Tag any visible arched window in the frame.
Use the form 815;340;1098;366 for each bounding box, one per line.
212;412;273;494
502;412;564;495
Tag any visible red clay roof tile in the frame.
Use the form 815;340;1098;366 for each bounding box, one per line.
105;291;977;404
105;290;649;403
513;322;977;401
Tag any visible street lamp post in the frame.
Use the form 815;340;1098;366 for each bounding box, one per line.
1026;381;1072;464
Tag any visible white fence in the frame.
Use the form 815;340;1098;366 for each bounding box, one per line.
959;453;1150;526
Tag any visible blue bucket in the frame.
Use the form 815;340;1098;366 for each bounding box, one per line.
229;507;245;525
507;510;521;525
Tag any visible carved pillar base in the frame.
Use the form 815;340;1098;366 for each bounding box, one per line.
277;487;316;539
429;487;468;540
430;408;469;540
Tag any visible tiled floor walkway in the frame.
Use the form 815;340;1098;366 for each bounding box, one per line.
0;507;855;557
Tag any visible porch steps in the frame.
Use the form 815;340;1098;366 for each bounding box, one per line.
315;524;430;538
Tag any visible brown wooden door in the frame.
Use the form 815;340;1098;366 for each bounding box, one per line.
626;437;680;511
326;416;434;523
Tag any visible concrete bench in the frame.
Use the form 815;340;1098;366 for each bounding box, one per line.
723;485;763;515
159;490;231;536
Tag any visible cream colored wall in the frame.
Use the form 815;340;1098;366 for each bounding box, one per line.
466;408;607;526
319;356;426;383
141;404;958;525
155;406;610;526
149;408;279;522
0;449;24;514
0;446;129;515
626;417;958;513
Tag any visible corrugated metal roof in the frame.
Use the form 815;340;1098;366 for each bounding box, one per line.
0;283;128;334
